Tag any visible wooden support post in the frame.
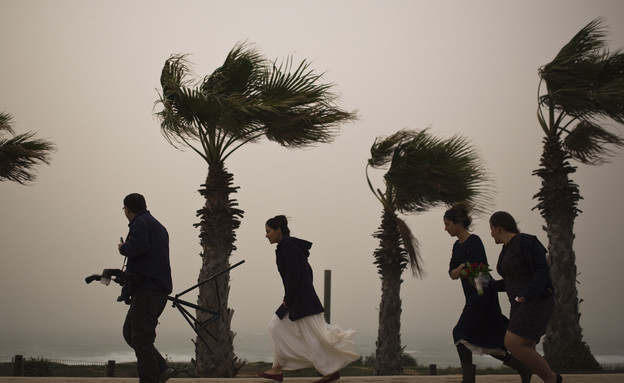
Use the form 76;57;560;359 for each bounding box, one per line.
429;364;437;375
324;269;331;323
13;354;24;376
106;360;116;377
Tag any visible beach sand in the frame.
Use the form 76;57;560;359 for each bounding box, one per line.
0;374;622;382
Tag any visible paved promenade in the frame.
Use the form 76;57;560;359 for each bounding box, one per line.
1;375;623;383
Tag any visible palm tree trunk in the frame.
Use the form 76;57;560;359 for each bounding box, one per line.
373;210;405;376
193;163;245;377
533;135;601;372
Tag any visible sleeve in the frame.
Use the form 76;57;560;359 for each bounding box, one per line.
519;235;550;302
492;244;506;292
448;243;458;275
119;218;150;258
468;236;488;265
280;240;301;305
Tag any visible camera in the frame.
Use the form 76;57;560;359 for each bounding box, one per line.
100;268;114;285
85;268;144;304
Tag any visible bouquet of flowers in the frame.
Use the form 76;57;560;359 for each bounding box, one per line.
459;262;492;295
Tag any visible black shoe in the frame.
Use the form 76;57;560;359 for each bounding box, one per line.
502;354;532;383
313;371;340;383
258;372;284;382
556;373;563;383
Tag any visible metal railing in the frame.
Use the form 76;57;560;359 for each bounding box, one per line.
1;355;132;377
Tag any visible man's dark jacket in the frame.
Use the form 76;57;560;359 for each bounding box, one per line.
119;210;172;294
275;235;324;321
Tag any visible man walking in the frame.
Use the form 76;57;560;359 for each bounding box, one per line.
119;193;173;383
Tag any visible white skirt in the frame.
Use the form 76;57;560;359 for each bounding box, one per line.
456;339;506;357
267;313;359;375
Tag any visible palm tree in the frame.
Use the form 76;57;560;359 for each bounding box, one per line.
155;42;356;377
366;129;491;375
0;112;55;184
534;18;624;372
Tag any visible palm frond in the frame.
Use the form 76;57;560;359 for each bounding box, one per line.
540;18;607;90
539;18;624;123
0;131;56;184
367;127;493;234
258;55;357;147
386;130;492;214
265;58;327;101
368;130;418;168
396;217;423;277
0;112;15;135
590;67;624;123
203;43;269;141
563;120;624;164
157;55;209;145
155;42;356;163
202;41;266;97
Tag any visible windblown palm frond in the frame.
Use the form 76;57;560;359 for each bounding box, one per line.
201;43;267;138
202;42;266;97
158;55;214;146
366;127;492;269
395;216;422;277
157;45;267;162
0;113;56;184
540;19;606;90
1;112;15;134
539;18;624;125
368;130;418;168
563;120;624;164
156;42;357;160
384;130;491;214
259;58;355;147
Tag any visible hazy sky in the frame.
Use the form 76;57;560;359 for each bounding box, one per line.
1;0;623;365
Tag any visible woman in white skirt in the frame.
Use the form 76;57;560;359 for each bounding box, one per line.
258;215;359;383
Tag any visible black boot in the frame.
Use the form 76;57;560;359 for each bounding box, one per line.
493;353;532;383
461;363;476;383
504;355;532;383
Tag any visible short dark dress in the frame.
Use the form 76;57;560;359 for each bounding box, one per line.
449;234;508;351
495;233;555;343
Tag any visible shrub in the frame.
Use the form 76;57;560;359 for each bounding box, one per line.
24;358;54;377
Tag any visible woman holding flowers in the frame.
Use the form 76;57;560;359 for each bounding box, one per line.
444;203;532;383
489;211;561;383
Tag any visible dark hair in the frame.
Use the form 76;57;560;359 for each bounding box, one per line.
266;215;290;236
489;211;519;234
444;203;472;229
123;193;147;214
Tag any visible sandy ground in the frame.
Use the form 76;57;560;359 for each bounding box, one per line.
0;375;622;383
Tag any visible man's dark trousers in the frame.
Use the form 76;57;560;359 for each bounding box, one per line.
123;288;168;383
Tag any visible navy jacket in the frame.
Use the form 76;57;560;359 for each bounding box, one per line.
275;235;324;321
119;210;172;294
492;233;554;302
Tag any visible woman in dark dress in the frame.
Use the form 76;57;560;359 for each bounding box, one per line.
489;211;562;383
444;204;532;383
258;215;358;383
